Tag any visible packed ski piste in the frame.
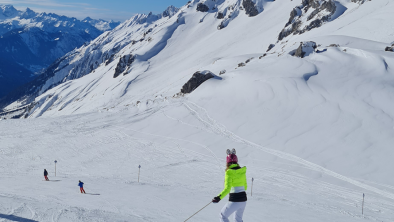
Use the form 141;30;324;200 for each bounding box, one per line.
1;0;394;221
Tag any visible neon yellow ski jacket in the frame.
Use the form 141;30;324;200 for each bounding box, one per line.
218;164;247;199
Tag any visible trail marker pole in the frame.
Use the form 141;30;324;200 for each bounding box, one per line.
54;160;57;177
138;165;141;183
251;178;254;197
362;193;365;215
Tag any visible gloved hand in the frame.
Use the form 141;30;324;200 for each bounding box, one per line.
212;196;221;203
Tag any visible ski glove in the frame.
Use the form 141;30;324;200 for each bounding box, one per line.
212;196;221;203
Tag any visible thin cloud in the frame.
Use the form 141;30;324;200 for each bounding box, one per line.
0;0;90;8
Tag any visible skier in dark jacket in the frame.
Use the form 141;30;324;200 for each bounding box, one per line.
78;180;86;194
44;169;49;181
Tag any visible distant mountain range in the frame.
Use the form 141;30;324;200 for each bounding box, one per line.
0;5;120;98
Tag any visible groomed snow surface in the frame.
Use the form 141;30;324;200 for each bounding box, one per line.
1;102;394;222
2;0;394;221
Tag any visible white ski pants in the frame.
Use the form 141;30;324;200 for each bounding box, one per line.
220;201;246;222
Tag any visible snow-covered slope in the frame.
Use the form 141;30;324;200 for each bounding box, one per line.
82;17;121;32
0;5;121;99
1;0;394;221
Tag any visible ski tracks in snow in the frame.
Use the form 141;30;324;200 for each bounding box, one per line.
181;101;394;201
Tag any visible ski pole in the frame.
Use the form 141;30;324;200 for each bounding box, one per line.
251;177;254;197
362;193;365;215
184;201;212;222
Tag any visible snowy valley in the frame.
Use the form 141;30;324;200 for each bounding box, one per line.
1;0;394;221
0;5;120;98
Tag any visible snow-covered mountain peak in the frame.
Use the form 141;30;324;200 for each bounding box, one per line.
0;5;120;34
1;0;393;116
83;16;93;21
20;7;37;19
0;5;18;18
123;5;180;26
82;17;121;31
162;5;180;18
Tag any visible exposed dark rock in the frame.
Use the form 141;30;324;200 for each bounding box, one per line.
196;3;209;12
385;46;394;52
242;0;259;17
217;22;225;30
267;44;275;52
279;21;301;41
328;44;340;47
259;54;267;59
219;70;226;75
286;7;301;27
181;72;214;94
144;28;153;37
238;63;246;67
279;0;337;41
114;54;135;78
351;0;368;4
217;12;225;19
294;41;317;58
245;58;253;63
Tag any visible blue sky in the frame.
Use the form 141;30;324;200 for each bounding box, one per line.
0;0;187;21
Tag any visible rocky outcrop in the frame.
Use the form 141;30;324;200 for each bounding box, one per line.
266;44;275;52
161;5;179;18
243;0;259;17
294;41;317;58
114;54;135;78
181;72;214;94
259;54;267;59
385;46;394;52
279;0;337;41
196;3;209;12
351;0;368;4
217;12;225;19
105;54;116;66
245;58;253;63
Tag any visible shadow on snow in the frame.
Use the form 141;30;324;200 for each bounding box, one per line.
0;214;38;222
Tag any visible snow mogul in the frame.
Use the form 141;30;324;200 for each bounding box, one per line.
212;149;247;222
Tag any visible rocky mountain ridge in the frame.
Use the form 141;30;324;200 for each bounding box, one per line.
0;0;392;120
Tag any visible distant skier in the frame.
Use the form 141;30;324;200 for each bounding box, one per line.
212;149;247;222
44;169;49;181
78;180;86;194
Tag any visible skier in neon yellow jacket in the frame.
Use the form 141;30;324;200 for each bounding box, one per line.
212;149;247;222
